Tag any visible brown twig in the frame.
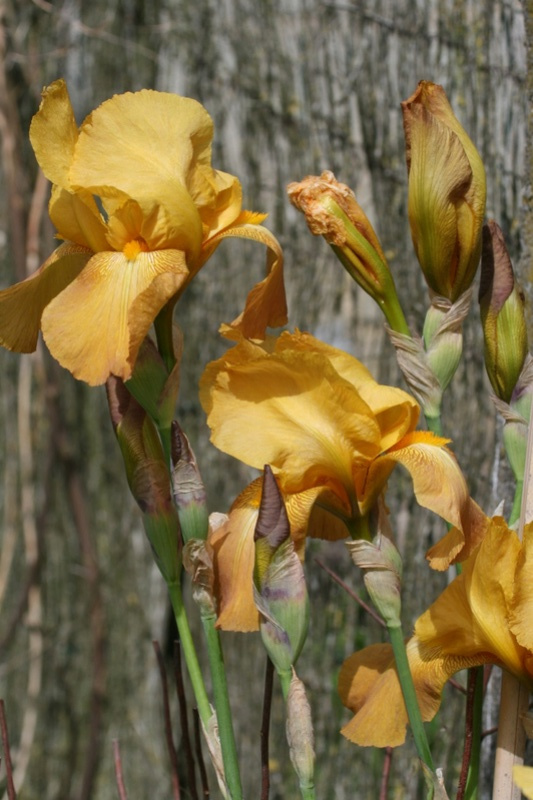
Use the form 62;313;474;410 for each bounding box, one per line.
173;641;198;800
153;640;181;800
193;709;209;798
315;558;386;626
379;747;393;800
260;656;274;800
0;700;17;799
112;739;129;800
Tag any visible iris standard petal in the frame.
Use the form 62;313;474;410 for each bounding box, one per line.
49;186;110;252
0;243;91;352
29;80;78;188
201;336;383;497
41;249;189;385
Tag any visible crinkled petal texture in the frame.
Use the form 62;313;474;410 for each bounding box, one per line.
339;519;533;748
41;249;190;385
201;330;476;630
0;79;287;384
402;81;486;301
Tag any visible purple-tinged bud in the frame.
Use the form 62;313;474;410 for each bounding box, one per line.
106;376;181;583
479;221;528;402
253;466;309;671
170;422;208;542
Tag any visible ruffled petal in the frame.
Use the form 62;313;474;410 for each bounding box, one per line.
0;243;90;352
29;80;78;188
213;222;288;340
417;520;531;679
372;432;488;562
339;638;468;748
201;333;383;499
41;249;189;385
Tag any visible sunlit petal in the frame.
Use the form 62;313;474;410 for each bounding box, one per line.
0;243;90;352
29;80;78;188
212;222;288;339
41;249;189;385
201;334;384;499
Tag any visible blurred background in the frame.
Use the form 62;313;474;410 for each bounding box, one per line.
0;0;530;797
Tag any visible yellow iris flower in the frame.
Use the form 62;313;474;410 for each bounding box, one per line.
200;330;485;631
0;80;286;385
339;517;533;748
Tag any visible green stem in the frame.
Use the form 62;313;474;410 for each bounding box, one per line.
167;581;211;728
425;413;443;437
509;479;523;527
154;301;177;375
388;624;435;772
463;667;484;800
201;612;243;800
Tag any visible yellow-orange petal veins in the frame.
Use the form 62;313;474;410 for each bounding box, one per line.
0;243;90;353
41;249;189;385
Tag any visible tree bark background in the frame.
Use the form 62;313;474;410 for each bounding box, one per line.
0;1;529;798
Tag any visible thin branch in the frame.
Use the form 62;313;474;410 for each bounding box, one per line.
173;641;198;800
260;656;274;800
153;640;181;800
112;740;129;800
0;700;17;800
379;748;393;800
315;558;386;626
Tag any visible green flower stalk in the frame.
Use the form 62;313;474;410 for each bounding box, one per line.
183;538;243;800
346;500;435;777
287;170;410;335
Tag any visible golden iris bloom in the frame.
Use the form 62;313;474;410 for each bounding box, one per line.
200;330;484;631
0;80;286;385
339;517;533;748
402;81;486;302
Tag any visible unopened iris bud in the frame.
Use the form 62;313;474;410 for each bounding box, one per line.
402;81;486;302
253;466;309;673
479;220;528;403
287;171;409;335
107;377;181;583
170;422;209;542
